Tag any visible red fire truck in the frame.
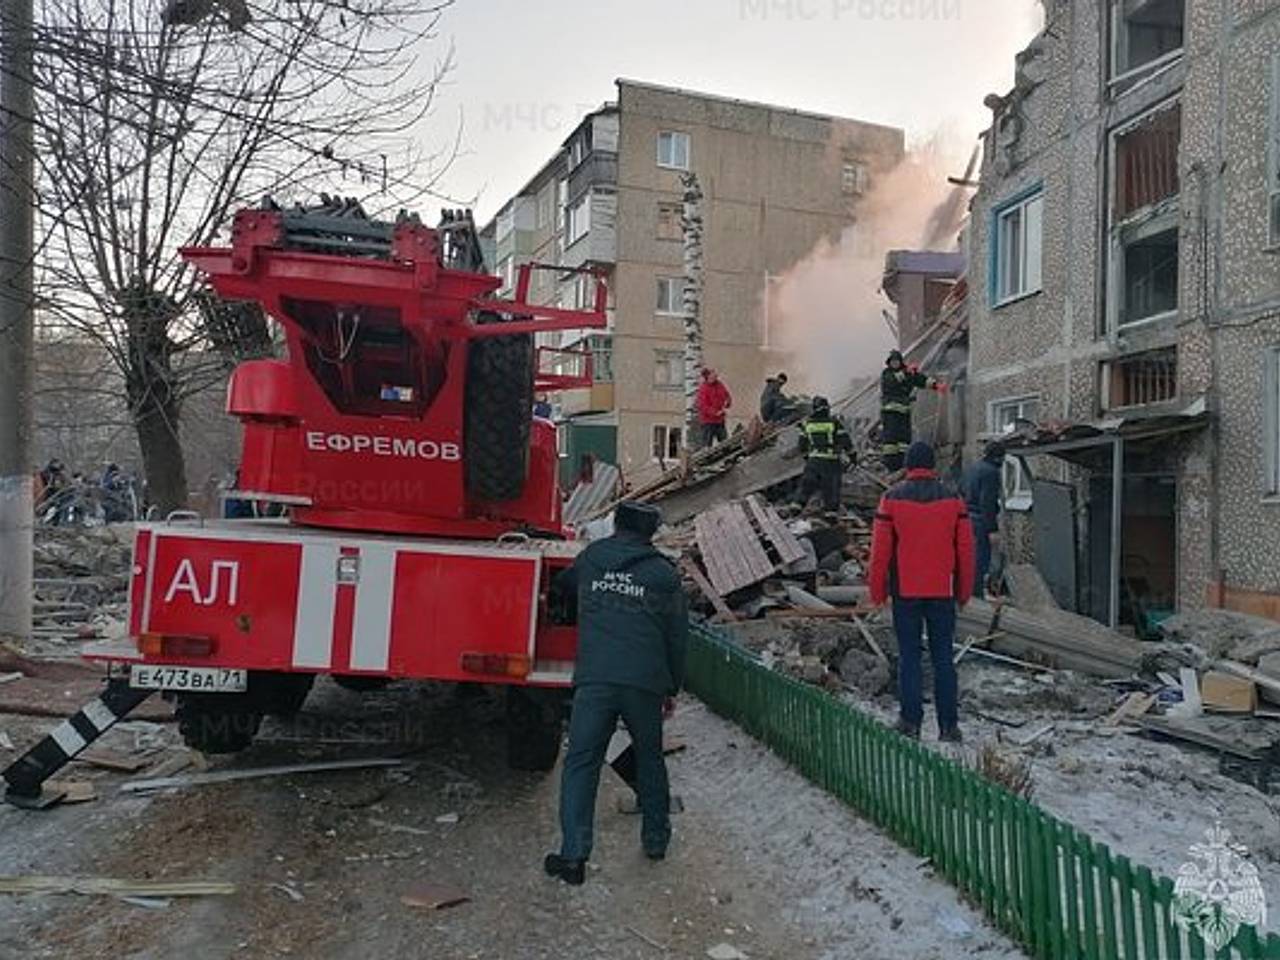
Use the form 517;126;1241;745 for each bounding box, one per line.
4;200;607;806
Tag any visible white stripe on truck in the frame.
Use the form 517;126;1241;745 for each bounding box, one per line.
292;543;339;669
350;546;395;672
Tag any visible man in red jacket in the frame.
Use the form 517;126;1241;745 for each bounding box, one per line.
868;441;975;742
695;367;732;448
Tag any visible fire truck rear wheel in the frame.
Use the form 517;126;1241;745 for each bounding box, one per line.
175;695;263;754
505;686;565;772
465;326;533;502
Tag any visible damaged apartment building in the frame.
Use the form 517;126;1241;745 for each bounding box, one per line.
484;79;904;482
967;0;1280;629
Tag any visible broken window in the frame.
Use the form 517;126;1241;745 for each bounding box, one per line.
1270;55;1280;248
651;424;683;461
841;159;869;196
1110;103;1181;327
1103;347;1178;409
1111;0;1184;82
656;276;685;315
989;396;1039;507
993;190;1043;305
657;202;682;240
657;130;690;170
653;350;683;390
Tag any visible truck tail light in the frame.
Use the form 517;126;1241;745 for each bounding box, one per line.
136;632;217;658
460;652;531;679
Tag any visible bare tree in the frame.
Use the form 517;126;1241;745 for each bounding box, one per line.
679;170;704;449
22;0;457;512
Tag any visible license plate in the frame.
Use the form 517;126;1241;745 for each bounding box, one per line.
130;665;248;693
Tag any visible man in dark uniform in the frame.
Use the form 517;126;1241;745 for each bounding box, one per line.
962;440;1006;597
544;501;688;885
759;372;792;424
879;349;945;472
797;396;854;513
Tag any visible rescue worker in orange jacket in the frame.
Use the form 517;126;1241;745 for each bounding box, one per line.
868;441;975;742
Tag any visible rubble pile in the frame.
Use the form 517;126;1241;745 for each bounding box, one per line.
30;524;132;646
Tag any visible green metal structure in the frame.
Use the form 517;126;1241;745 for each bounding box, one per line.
685;624;1280;959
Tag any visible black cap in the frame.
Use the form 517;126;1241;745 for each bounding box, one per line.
615;501;661;540
777;372;788;384
812;395;830;413
984;440;1007;462
905;441;935;470
887;349;904;365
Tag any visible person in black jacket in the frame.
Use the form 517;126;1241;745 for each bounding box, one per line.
880;350;944;472
544;501;688;885
759;372;792;423
962;440;1005;597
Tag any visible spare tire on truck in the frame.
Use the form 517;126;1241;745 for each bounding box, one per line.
464;313;534;502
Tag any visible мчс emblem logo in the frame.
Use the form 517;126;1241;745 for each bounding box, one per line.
1173;823;1267;951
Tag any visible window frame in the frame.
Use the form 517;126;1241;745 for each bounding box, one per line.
566;191;591;246
656;130;691;171
651;423;683;462
841;159;869;196
589;334;614;384
655;276;686;317
1265;347;1280;498
987;395;1040;510
1108;0;1185;87
653;348;684;391
656;201;682;241
1268;54;1280;251
990;187;1044;308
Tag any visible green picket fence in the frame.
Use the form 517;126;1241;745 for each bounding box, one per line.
685;624;1280;960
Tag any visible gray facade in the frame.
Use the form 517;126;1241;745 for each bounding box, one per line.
968;0;1280;624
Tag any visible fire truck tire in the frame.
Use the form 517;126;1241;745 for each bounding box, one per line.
260;672;315;717
465;324;533;502
175;695;262;754
505;686;565;772
332;675;391;693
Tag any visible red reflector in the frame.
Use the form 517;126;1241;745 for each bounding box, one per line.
136;632;217;658
460;652;531;678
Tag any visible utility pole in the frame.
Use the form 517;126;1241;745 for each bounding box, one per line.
0;0;36;641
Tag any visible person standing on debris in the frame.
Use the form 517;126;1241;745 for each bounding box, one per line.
759;372;792;424
696;367;732;447
797;396;854;513
545;501;688;886
879;350;945;472
868;441;975;742
963;440;1006;598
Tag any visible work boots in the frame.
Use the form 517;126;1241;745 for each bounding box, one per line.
894;719;920;740
939;726;964;744
543;853;585;886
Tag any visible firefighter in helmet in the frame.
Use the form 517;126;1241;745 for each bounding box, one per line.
797;396;854;513
879;349;945;472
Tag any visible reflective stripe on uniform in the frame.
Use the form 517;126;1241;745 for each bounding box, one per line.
881;402;912;414
804;421;839;460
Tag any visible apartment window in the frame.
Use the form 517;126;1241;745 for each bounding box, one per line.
589;334;613;384
652;424;683;461
989;396;1039;508
1266;348;1280;495
537;185;552;230
1111;103;1181;327
657;130;690;170
993;190;1043;305
653;349;683;390
1269;55;1280;248
567;192;591;246
657;202;682;240
656;276;686;316
1111;0;1184;82
568;134;588;171
1103;347;1177;409
496;256;514;293
841;159;869;196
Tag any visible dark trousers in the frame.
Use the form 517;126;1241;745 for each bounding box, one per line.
701;421;727;448
559;683;670;861
881;409;911;471
799;458;842;511
972;517;993;596
892;598;958;731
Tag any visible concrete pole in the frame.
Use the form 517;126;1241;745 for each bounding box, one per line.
0;0;36;642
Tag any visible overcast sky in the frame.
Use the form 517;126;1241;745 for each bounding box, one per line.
423;0;1044;222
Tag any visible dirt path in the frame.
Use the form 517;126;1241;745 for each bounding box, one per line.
1;681;1022;959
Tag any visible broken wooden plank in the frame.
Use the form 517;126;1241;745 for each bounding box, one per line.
43;779;97;804
1105;692;1156;726
851;615;888;664
954;632;1003;666
1200;671;1257;714
745;495;806;566
964;645;1055;675
764;607;873;620
400;883;470;911
680;560;738;623
74;748;153;773
121;757;405;793
1134;716;1260;761
0;876;236;897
